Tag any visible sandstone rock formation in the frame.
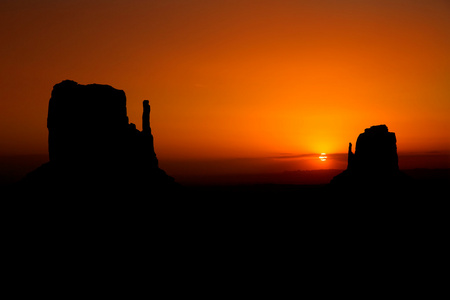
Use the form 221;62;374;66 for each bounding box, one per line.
331;125;409;187
21;80;178;195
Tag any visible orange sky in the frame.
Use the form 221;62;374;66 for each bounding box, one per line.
1;0;449;173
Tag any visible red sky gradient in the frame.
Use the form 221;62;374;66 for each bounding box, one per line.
1;0;449;176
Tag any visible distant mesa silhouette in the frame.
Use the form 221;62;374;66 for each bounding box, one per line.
21;80;179;194
331;125;410;187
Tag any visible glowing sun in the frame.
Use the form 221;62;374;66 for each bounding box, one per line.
319;153;327;162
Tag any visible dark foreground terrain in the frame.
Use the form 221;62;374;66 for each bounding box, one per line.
3;169;447;295
3;167;449;199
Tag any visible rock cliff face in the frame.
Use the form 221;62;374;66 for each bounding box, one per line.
47;80;129;164
348;125;399;173
331;125;408;187
22;80;177;194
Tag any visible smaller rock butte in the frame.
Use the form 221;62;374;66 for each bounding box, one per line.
331;124;409;187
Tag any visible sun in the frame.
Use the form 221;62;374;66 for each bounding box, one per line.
319;153;327;162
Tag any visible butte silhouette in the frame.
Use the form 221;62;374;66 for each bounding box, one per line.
331;124;410;188
19;80;179;195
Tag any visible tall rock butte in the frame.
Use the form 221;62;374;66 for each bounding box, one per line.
22;80;177;193
331;125;409;187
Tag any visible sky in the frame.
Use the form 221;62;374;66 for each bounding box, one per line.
1;0;449;176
